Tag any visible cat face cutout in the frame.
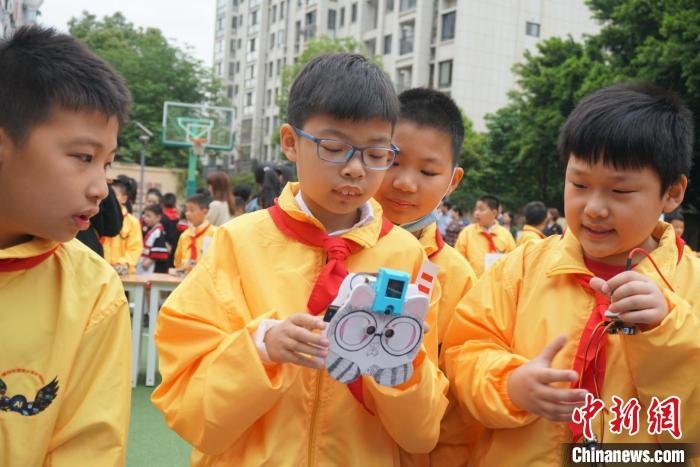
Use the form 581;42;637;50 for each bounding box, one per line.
325;283;428;386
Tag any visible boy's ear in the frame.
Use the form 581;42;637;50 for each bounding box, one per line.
279;124;299;162
662;175;687;213
444;167;464;197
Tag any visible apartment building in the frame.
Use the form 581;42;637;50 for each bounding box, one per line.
1;0;43;38
213;0;598;164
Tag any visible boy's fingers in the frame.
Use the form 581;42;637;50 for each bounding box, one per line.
537;334;568;366
608;294;655;314
540;402;577;422
287;326;330;347
606;271;648;292
537;368;579;384
589;277;609;297
609;281;652;303
538;385;587;404
284;339;329;358
615;309;658;325
289;313;327;331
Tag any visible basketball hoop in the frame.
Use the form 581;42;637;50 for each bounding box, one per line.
190;137;208;157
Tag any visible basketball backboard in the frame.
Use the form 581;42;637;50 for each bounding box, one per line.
162;101;235;151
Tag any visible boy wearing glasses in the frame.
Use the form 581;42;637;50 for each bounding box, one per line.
152;53;448;466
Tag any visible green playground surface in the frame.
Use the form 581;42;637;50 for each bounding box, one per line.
127;339;190;467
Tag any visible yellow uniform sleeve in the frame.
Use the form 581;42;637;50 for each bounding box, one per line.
441;246;537;429
173;233;185;269
623;289;700;443
454;228;468;259
45;283;131;466
502;229;517;253
151;232;301;455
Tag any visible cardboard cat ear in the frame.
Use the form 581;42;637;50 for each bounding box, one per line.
403;295;429;322
347;282;376;307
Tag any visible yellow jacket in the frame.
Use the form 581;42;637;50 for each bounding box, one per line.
516;224;546;247
442;222;700;466
401;222;480;467
151;183;449;466
0;238;131;467
454;223;516;277
173;222;217;269
103;206;143;273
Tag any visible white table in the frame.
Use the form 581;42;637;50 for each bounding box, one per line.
121;275;148;388
144;273;183;386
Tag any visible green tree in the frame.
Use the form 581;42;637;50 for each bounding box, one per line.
69;12;225;169
272;36;377;150
482;1;700;210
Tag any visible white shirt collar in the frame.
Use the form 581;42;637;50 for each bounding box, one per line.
295;190;374;237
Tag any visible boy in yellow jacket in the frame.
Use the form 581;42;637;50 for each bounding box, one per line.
0;27;132;466
442;83;700;466
516;200;548;247
152;53;449;466
374;88;479;466
103;178;143;274
455;195;516;277
173;193;217;270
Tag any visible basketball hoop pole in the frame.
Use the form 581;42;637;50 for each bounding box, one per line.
188;138;206;197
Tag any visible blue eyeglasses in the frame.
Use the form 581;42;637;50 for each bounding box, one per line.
294;127;399;171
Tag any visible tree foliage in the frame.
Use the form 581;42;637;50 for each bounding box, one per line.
458;1;700;211
69;12;225;169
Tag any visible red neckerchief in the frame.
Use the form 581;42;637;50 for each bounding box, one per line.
268;200;393;410
568;233;685;441
0;245;60;272
163;208;179;221
479;227;498;253
188;224;211;261
429;228;446;259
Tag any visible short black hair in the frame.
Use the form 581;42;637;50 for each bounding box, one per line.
144;204;162;217
478;195;500;211
524;201;547;226
186;193;210;210
0;26;131;144
665;210;685;222
398;88;464;166
287;53;399;129
111;179;127;196
162;193;177;208
559;82;694;194
233;185;251;202
146;188;163;203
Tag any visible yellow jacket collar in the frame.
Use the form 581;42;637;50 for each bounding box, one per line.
191;222;211;235
522;225;546;239
0;237;60;260
546;222;681;279
418;222;440;257
277;182;387;248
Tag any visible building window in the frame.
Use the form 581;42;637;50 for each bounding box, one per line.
245;64;256;79
276;58;282;75
397;66;412;92
269;61;274;77
280;1;285;19
249;37;256;52
386;0;394;12
227;85;234;98
245;92;253;106
232;16;238;30
383;34;392;54
438;60;452;88
328;9;336;29
266;89;272;106
351;3;357;23
526;21;540;37
364;38;376;56
229;62;235;78
340;7;345;26
441;11;455;40
270;32;275;49
249;10;258;26
399;21;414;55
305;10;317;39
272;4;277;22
278;29;285;45
236;61;241;73
399;0;415;12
